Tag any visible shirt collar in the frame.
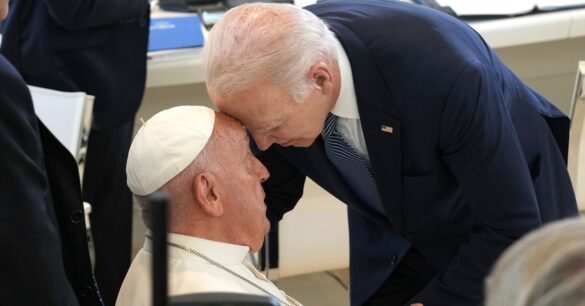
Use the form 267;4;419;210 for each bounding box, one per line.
144;232;250;265
330;36;360;120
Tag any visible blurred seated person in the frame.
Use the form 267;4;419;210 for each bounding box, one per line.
116;106;302;306
485;217;585;306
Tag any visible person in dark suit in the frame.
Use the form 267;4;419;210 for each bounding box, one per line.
203;1;579;305
0;2;101;305
1;1;150;304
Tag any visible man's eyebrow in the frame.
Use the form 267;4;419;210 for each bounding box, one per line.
257;127;271;133
258;117;285;133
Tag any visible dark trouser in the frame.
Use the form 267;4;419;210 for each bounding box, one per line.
82;121;134;306
364;248;435;306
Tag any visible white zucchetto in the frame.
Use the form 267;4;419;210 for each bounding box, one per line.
126;105;215;196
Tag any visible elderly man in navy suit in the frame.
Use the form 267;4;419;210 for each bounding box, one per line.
1;0;149;304
203;1;579;305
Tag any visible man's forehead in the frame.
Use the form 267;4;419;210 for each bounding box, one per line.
224;101;279;126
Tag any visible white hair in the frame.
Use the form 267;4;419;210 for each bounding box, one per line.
485;217;585;306
203;3;338;102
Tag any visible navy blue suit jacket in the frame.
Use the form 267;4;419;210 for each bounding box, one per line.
0;55;100;306
255;1;579;305
1;2;150;304
0;0;149;129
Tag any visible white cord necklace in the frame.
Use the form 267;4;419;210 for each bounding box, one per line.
147;235;302;306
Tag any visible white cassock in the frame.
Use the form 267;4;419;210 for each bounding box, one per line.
116;233;301;306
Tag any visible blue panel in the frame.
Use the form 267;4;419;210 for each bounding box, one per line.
148;15;204;52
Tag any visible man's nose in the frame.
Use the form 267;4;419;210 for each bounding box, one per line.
256;160;270;183
251;132;274;151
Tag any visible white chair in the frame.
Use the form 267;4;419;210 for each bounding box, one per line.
28;85;94;163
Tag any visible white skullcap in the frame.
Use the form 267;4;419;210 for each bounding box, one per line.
126;105;216;196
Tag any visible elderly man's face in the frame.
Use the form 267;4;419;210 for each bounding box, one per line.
0;0;9;21
213;81;333;151
217;124;270;253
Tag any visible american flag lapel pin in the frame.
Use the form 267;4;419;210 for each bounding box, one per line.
381;124;393;134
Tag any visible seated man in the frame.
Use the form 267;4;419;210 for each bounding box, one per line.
485;217;585;306
117;106;302;306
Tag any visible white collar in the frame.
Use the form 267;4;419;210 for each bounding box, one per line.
330;36;360;120
143;232;250;266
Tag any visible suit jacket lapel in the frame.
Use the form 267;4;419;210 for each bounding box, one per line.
328;22;405;232
278;138;393;230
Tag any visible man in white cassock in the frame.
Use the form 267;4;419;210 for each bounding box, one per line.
116;106;302;306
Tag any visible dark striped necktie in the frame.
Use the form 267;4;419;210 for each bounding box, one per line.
322;113;385;215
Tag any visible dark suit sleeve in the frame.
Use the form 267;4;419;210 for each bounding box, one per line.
43;0;148;30
0;59;79;305
251;140;306;226
411;64;543;304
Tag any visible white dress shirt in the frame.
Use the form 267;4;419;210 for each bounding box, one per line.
116;233;300;306
329;37;371;164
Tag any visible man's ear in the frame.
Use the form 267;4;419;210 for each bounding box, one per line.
193;173;223;217
308;60;334;94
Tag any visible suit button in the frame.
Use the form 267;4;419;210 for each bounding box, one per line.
390;255;398;265
70;210;83;224
78;285;92;297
